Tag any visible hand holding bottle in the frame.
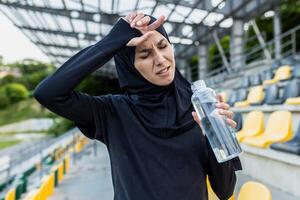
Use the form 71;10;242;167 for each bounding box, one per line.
192;93;237;129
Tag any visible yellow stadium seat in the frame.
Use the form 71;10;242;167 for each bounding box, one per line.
206;176;234;200
234;86;264;107
243;111;293;148
285;97;300;105
237;111;264;142
263;65;292;85
22;189;40;200
5;188;15;200
58;162;64;182
238;181;272;200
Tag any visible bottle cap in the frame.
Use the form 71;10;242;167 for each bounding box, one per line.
191;80;206;92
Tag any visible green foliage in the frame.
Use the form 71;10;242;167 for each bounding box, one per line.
209;35;230;71
3;83;28;104
25;71;49;90
47;117;75;136
188;55;199;81
0;74;15;85
2;60;54;91
0;98;52;126
75;74;121;95
8;60;54;75
0;140;21;149
0;87;10;108
245;0;300;62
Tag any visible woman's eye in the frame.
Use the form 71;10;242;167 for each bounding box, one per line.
141;55;149;59
160;45;167;49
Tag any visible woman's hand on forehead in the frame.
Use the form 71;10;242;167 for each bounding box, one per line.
123;12;165;33
122;12;165;47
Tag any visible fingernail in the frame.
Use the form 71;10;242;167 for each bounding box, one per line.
137;21;141;26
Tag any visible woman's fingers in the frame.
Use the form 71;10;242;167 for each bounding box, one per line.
216;102;230;110
192;110;236;129
130;13;145;28
192;111;202;128
216;93;224;102
129;12;137;22
226;118;237;129
135;16;151;26
124;13;165;46
147;16;165;31
218;109;234;119
126;31;154;46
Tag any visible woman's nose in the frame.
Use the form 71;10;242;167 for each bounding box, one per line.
154;51;167;66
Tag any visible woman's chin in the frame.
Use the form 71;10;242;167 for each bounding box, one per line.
155;76;175;86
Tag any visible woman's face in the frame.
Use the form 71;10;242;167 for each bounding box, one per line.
134;31;175;86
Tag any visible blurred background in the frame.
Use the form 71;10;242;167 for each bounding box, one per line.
0;0;299;199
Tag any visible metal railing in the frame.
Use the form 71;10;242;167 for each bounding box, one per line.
0;128;79;188
201;22;300;86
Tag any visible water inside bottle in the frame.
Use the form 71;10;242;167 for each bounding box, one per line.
192;98;242;162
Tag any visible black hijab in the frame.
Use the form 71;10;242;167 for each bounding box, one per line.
113;15;197;138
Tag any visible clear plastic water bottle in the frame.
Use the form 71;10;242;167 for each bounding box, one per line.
191;80;242;163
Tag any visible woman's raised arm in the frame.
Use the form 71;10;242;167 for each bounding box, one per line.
33;18;140;141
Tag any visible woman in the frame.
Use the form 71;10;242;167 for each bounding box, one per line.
34;12;242;200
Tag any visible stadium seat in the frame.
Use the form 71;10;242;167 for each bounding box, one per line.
236;89;248;102
234;86;264;107
285;97;300;105
292;64;300;79
227;90;238;106
264;85;280;105
249;74;262;86
263;65;292;85
237;181;272;200
271;59;281;70
206;176;234;200
281;56;297;66
243;111;293;148
267;79;300;105
228;89;247;106
261;69;273;81
241;75;250;88
270;122;300;155
236;111;264;142
233;112;243;132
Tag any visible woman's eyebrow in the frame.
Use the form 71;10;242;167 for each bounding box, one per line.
139;39;166;53
157;38;165;46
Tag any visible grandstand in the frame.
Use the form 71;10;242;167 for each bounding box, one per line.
0;0;300;199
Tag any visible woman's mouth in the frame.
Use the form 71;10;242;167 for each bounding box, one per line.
156;66;171;75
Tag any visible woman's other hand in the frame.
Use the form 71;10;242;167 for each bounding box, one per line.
192;93;237;129
122;12;165;46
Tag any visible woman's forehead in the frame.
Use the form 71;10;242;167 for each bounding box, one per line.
137;31;166;49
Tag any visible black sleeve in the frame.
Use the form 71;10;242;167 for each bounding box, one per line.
205;137;242;200
33;18;141;142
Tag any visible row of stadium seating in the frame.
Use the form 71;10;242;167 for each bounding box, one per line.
234;64;300;89
222;78;300;107
234;56;300;89
219;56;300;107
235;110;300;155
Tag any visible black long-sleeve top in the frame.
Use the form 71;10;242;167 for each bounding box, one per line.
33;18;242;200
